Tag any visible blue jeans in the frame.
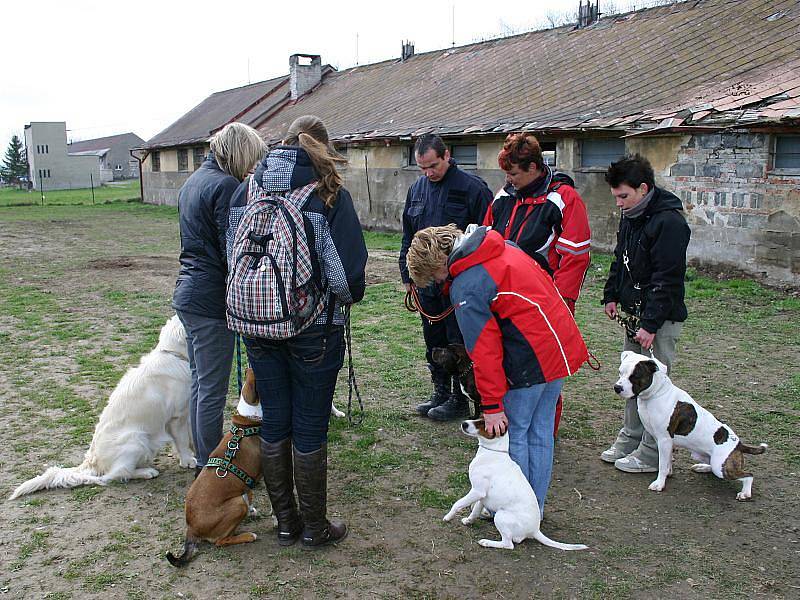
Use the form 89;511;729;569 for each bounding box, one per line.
503;379;564;513
176;310;235;467
244;325;344;454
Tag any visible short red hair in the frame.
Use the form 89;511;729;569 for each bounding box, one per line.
497;133;545;172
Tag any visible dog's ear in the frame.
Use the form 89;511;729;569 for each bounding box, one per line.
630;360;659;397
475;418;496;439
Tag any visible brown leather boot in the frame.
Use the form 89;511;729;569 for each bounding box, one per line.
260;438;303;546
293;444;347;547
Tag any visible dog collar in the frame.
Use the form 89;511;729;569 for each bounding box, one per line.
160;349;189;362
205;423;262;489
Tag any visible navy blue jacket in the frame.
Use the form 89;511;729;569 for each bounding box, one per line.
399;159;492;284
602;186;691;333
173;156;240;318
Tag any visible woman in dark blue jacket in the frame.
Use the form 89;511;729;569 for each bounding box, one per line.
172;122;265;475
227;116;368;548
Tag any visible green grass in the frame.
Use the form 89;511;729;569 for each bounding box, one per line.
0;180;141;206
363;230;402;251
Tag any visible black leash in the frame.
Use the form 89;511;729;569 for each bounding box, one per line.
235;333;243;395
344;305;365;426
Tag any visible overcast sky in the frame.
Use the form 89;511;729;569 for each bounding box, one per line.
2;0;611;151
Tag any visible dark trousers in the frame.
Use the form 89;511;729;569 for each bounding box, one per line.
244;325;344;454
418;290;463;371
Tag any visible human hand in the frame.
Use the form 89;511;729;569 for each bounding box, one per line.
604;302;617;320
483;411;508;437
404;283;413;293
634;328;655;350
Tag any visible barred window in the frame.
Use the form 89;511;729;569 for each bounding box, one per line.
151;151;161;172
193;147;205;170
178;149;189;172
775;135;800;170
451;144;477;166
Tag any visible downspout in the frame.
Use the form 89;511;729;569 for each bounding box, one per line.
130;148;147;202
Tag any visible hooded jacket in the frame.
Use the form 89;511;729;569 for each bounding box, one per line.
483;165;591;303
602;186;691;333
399;158;492;284
227;146;368;327
173;155;240;318
448;227;588;414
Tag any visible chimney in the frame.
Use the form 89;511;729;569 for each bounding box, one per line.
401;41;415;62
289;53;322;100
577;0;600;28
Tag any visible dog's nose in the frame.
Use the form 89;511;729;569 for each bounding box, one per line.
461;421;469;431
613;384;623;394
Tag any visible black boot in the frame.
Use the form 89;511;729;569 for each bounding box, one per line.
415;367;452;416
293;444;347;547
261;438;303;546
428;378;469;422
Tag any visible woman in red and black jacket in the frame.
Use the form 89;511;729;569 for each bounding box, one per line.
405;224;588;514
484;133;591;435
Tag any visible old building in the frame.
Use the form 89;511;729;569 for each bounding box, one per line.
67;132;145;181
141;0;800;285
25;122;101;191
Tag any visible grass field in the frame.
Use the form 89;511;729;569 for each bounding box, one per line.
0;180;141;207
0;201;798;599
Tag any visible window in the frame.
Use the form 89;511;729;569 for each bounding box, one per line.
45;144;48;153
775;135;800;170
47;169;51;178
193;147;205;170
151;151;161;172
580;138;625;168
115;164;123;171
540;141;557;167
407;146;417;166
177;148;189;172
450;144;477;166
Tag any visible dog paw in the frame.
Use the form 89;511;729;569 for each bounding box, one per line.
331;406;346;418
443;513;454;522
648;480;665;492
180;456;197;469
736;492;752;502
142;468;160;479
461;517;475;526
478;539;492;547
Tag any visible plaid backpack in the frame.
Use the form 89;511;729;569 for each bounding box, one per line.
226;176;326;339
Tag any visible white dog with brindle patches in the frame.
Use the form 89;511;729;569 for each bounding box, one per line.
10;315;195;499
614;351;767;501
443;418;587;551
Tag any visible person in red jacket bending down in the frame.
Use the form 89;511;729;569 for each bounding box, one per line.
483;133;591;438
405;224;588;514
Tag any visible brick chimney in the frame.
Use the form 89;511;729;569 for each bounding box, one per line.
289;54;322;100
401;41;415;61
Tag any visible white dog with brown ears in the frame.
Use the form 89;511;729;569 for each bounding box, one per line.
444;418;587;551
614;351;767;501
10;315;195;499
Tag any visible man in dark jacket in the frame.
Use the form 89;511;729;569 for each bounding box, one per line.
399;134;492;421
600;154;691;473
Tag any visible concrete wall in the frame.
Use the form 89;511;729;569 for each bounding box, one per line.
24;122;102;191
141;144;209;205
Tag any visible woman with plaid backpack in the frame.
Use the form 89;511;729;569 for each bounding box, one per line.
226;116;368;547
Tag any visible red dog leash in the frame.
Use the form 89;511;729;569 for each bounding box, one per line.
404;285;456;323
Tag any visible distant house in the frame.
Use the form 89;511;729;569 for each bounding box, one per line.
140;0;800;285
67;132;145;181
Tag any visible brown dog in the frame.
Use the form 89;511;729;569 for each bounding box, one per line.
431;344;481;418
167;368;263;566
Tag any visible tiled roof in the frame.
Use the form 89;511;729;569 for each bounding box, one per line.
144;75;289;149
256;0;800;142
67;132;145;153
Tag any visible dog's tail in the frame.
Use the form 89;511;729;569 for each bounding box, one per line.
740;442;768;455
9;465;105;500
166;537;200;567
533;530;588;551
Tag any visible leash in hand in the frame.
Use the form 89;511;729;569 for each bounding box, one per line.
344;305;365;426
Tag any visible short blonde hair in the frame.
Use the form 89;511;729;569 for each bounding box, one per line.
406;224;462;287
209;122;265;181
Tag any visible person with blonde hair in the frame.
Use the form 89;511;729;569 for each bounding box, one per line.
406;224;587;513
173;122;265;476
227;115;367;547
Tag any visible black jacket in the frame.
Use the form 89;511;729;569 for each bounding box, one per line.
602;187;691;333
399;159;492;284
173;156;240;318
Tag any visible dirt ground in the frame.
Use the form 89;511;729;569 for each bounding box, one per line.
0;210;799;599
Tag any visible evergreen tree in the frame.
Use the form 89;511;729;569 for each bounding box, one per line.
1;135;29;189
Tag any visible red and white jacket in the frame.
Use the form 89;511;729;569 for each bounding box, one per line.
447;227;589;414
483;167;591;310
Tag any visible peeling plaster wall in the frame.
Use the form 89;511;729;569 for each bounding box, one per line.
653;132;800;286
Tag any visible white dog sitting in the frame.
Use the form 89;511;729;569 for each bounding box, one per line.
10;315;195;499
614;351;767;501
443;418;587;551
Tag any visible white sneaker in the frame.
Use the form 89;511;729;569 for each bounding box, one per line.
614;454;658;473
600;446;628;464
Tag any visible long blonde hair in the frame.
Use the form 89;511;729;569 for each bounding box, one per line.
209;122;265;181
406;225;462;287
283;115;346;207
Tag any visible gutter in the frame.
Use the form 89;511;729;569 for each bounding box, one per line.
129;148;148;202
